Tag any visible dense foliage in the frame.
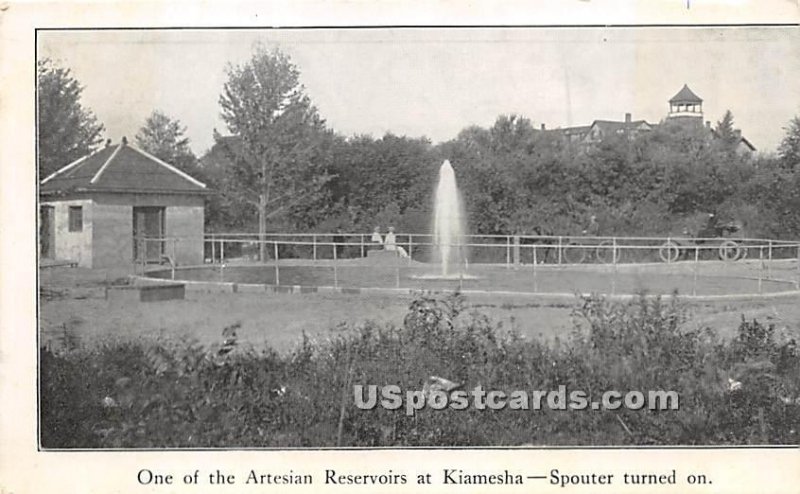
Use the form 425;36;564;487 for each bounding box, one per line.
37;49;800;240
135;110;201;178
199;106;800;240
37;58;105;179
41;293;799;448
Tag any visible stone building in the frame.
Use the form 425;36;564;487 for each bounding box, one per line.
39;138;209;269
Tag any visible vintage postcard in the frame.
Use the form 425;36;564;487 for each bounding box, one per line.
2;1;800;493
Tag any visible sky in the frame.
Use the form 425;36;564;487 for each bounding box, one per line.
38;27;800;155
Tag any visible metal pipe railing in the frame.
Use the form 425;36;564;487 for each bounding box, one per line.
135;232;800;297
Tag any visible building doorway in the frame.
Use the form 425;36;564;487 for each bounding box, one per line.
40;205;55;259
133;206;166;262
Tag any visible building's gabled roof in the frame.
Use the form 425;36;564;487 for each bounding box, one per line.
669;84;703;104
589;119;652;134
709;128;757;152
738;136;756;152
560;125;591;136
41;140;209;196
550;117;653;140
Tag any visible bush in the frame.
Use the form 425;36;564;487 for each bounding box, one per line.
40;293;799;448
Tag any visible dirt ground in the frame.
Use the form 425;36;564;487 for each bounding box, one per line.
39;266;800;353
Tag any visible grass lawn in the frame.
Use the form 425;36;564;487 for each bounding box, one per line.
40;266;800;353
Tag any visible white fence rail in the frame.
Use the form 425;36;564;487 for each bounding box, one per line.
134;233;800;296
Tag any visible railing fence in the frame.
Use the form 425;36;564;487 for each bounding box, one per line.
133;233;800;295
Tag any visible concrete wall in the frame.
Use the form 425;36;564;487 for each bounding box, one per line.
41;199;93;267
42;192;206;269
92;193;205;268
91;201;134;269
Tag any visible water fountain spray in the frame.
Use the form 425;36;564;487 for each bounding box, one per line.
433;160;467;276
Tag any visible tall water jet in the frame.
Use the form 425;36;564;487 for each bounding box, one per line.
433;160;466;276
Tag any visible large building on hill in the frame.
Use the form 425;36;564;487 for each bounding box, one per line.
39;137;210;269
546;84;756;154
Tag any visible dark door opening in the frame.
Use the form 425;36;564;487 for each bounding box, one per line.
133;206;166;262
40;205;55;259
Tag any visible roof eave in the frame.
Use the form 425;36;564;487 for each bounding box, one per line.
40;186;213;196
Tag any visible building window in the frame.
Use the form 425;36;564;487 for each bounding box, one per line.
68;206;83;232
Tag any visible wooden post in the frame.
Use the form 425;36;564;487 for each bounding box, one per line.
360;234;365;258
313;234;317;261
758;247;763;294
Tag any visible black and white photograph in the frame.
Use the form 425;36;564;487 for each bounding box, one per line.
2;3;799;491
32;24;800;451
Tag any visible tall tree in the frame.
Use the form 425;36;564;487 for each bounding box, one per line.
217;45;331;259
135;110;199;175
778;115;800;170
37;58;105;178
714;109;739;150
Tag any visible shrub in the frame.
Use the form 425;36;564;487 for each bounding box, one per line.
39;293;799;448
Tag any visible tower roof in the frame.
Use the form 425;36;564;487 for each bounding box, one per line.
669;84;703;104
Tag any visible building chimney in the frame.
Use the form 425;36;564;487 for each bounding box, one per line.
706;121;711;129
121;136;128;145
541;123;546;131
625;113;631;123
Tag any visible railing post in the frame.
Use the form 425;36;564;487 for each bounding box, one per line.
211;234;216;263
768;240;773;279
313;234;317;261
609;239;617;294
758;246;763;294
506;236;511;269
274;241;280;286
333;240;338;288
408;235;413;264
692;246;699;296
532;245;538;293
557;236;563;265
666;236;672;264
220;240;225;265
513;235;520;268
360;234;365;258
796;244;800;290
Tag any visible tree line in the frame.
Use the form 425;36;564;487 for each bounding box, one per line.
38;47;800;240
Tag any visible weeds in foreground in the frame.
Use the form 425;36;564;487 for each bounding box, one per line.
40;293;799;447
